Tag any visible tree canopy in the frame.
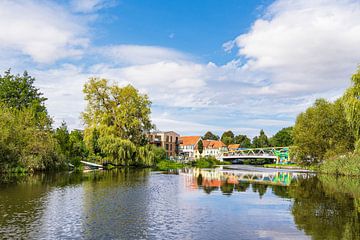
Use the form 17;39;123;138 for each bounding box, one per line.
252;130;270;148
342;67;360;152
221;130;235;145
234;134;252;148
0;69;47;114
203;131;219;140
82;78;155;166
270;127;293;147
293;99;354;164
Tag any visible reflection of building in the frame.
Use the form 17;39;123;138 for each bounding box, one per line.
194;140;227;159
147;131;180;158
179;136;201;160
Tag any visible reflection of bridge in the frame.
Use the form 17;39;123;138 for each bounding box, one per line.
181;168;311;186
220;147;290;164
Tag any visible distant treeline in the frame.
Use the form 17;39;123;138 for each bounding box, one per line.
202;127;293;148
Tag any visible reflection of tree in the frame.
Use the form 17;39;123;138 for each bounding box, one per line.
197;174;203;187
251;183;268;198
220;180;234;195
203;186;218;194
235;181;250;192
289;176;360;240
271;185;290;199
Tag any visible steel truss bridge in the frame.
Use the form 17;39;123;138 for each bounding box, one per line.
220;147;290;164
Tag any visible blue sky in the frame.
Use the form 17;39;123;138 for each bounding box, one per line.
0;0;359;137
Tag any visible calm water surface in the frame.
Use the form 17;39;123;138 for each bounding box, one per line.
0;166;359;239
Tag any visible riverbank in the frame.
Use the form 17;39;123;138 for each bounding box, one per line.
319;154;360;176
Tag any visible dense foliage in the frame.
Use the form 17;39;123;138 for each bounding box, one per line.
252;129;270;148
221;130;235;145
203;131;219;140
0;70;64;172
82;78;155;166
0;105;64;172
342;67;360;152
293;99;354;164
0;70;47;115
269;127;293;147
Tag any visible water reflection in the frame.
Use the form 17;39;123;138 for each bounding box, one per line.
0;168;359;239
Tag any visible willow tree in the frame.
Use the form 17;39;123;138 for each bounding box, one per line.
342;68;360;152
82;78;155;166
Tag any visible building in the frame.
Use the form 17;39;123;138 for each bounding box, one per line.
194;140;227;159
179;136;201;160
228;144;240;151
147;131;180;158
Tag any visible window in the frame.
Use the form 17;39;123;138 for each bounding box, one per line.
165;144;169;150
170;144;172;151
170;136;173;142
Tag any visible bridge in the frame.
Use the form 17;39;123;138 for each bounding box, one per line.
220;147;290;164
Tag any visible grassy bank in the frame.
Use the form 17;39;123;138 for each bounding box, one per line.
155;160;186;171
155;157;230;171
191;157;230;168
320;154;360;176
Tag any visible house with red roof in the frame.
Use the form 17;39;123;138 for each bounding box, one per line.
194;140;227;159
179;136;201;160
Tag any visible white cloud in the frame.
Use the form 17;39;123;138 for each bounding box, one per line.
232;0;360;95
99;45;191;65
0;0;89;63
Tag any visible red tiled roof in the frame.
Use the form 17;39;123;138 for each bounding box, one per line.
228;144;240;149
180;136;201;146
195;140;226;150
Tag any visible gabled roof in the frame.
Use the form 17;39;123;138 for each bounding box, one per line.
180;136;201;146
195;140;226;150
228;144;240;149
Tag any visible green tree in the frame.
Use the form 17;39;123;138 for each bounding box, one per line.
221;130;234;145
82;78;155;166
342;67;360;152
82;78;153;146
197;140;204;155
150;146;167;163
293;99;354;164
270;127;293;147
54;121;70;157
203;131;219;140
0;105;64;172
252;129;270;148
234;134;252;148
0;69;47;114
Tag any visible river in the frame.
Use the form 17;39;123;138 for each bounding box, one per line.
0;166;359;239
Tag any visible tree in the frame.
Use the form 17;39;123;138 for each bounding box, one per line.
203;131;219;140
82;78;155;166
342;67;360;152
0;69;47;114
252;130;270;148
293;99;354;164
234;134;252;148
198;140;204;155
0;105;64;172
221;130;234;145
54;121;70;157
82;78;153;146
270;127;293;147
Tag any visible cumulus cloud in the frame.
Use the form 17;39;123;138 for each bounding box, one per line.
0;0;89;63
232;0;360;95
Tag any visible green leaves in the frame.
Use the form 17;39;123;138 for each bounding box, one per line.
82;78;155;166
